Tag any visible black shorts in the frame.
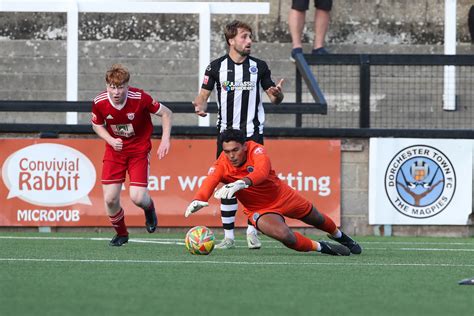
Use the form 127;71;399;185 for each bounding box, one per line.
292;0;333;11
216;133;264;158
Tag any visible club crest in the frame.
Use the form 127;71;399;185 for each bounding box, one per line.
384;145;456;219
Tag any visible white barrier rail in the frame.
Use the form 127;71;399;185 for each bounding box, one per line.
443;0;456;111
0;0;270;125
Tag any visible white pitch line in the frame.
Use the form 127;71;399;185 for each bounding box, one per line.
399;248;474;252
1;236;473;246
0;236;185;242
1;236;474;250
1;257;474;268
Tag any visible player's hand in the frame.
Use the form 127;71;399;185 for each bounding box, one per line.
192;101;208;117
109;138;123;151
184;200;209;218
267;78;284;97
157;138;170;159
214;180;249;199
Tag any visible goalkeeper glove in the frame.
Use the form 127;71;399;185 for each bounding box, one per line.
214;180;249;199
184;200;209;218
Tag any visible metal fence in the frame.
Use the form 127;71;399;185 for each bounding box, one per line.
2;54;474;139
296;54;474;135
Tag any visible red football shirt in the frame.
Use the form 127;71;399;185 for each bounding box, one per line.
91;87;161;155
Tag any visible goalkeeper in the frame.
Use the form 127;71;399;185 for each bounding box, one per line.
185;129;362;255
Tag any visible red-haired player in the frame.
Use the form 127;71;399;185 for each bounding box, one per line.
92;64;172;246
185;129;361;255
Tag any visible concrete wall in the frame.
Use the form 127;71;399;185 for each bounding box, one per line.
1;0;473;44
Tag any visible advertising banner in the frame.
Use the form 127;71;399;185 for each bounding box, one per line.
369;138;472;225
0;139;341;227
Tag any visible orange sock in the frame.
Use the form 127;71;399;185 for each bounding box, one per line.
288;232;316;252
315;213;337;234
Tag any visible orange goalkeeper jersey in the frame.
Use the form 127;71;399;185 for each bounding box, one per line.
194;141;287;211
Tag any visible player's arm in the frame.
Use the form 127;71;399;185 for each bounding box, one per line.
185;163;224;217
154;103;172;159
91;110;123;151
192;62;216;117
245;146;271;185
265;78;284;105
192;88;212;117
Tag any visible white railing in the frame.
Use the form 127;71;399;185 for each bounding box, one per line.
443;0;456;110
0;0;270;125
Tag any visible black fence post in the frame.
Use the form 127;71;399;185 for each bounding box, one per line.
359;54;371;128
296;67;303;127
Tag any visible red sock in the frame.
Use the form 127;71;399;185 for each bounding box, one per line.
288;232;315;252
109;208;128;236
315;213;337;234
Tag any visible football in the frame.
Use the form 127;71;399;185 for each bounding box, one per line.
185;226;215;255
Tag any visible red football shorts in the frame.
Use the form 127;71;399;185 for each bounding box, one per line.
101;149;150;187
244;186;313;227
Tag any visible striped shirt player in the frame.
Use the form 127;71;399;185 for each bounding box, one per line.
91;64;172;247
193;20;284;250
202;54;275;139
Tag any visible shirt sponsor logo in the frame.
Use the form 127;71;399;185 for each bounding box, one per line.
221;81;255;92
384;145;456;219
111;124;135;138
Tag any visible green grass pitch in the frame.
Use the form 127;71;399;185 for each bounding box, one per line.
0;231;473;316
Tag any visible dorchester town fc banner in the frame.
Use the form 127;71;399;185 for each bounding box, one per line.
369;138;472;225
0;139;341;227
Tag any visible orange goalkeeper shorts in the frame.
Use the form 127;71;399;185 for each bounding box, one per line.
244;185;313;227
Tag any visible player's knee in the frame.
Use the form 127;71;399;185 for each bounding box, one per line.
275;227;296;245
313;209;325;225
104;194;120;210
130;190;149;208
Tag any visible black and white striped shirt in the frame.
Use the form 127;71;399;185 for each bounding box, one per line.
202;54;275;137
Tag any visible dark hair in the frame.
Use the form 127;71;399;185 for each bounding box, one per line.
218;129;246;145
224;20;252;46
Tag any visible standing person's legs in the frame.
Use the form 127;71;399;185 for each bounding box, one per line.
288;0;309;60
102;153;129;246
289;8;306;49
128;153;157;233
215;197;238;249
312;0;332;54
313;9;330;50
103;183;129;246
